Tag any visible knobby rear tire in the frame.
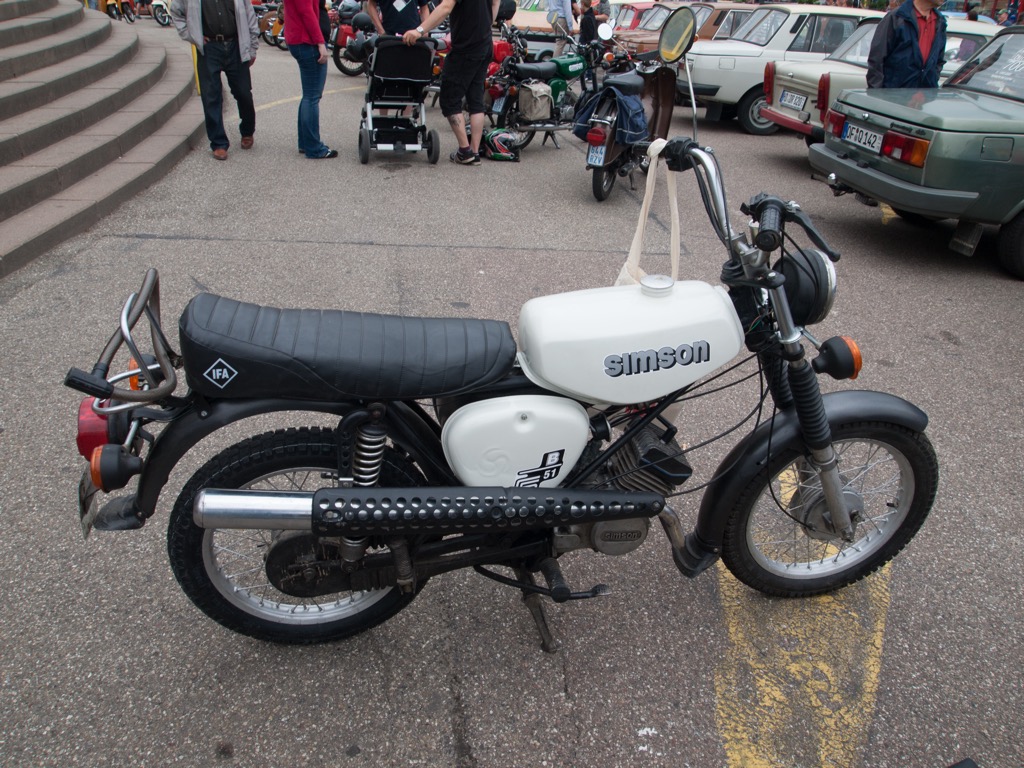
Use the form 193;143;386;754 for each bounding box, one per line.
166;427;427;644
720;421;938;597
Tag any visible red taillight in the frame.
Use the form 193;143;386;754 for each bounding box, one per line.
488;83;504;100
817;73;830;124
763;62;775;104
76;398;109;460
826;109;846;137
486;62;499;78
586;125;608;146
881;131;929;167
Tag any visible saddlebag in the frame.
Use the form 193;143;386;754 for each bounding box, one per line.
519;80;553;121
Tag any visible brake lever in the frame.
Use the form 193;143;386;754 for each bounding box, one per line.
788;207;840;262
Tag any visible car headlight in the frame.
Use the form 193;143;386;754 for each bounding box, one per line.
773;247;836;326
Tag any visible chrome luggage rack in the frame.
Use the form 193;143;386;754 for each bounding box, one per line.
64;268;181;414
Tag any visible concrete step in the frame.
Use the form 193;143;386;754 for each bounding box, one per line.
0;20;139;120
0;32;196;223
0;100;204;278
0;1;205;277
0;10;111;80
0;0;59;24
0;0;81;48
0;35;164;166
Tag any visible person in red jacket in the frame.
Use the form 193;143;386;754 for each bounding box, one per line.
284;0;338;158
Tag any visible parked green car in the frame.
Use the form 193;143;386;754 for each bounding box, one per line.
808;27;1024;279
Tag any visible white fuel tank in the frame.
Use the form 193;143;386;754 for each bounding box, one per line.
441;395;590;488
517;276;744;405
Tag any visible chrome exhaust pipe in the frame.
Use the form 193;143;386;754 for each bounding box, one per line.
194;489;313;530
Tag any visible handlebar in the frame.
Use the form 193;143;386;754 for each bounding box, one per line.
657;138;840;275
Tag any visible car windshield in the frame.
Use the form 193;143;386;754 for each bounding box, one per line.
692;5;713;30
637;5;671;30
945;31;1024;102
731;8;789;46
830;20;878;66
715;9;752;39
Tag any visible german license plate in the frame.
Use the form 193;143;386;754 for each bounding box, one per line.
842;122;883;153
779;89;807;111
492;96;505;114
587;144;606;166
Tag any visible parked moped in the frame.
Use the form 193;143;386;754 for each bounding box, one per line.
577;10;695;200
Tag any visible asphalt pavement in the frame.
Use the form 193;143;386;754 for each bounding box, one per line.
0;29;1022;768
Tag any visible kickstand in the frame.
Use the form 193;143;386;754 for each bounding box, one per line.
515;568;561;653
541;131;561;148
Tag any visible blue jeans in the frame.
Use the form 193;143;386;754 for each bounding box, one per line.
196;40;255;151
289;44;329;157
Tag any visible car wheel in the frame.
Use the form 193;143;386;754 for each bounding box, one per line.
737;88;778;136
996;211;1024;280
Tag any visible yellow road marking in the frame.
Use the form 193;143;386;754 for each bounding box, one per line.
879;202;898;225
255;86;365;112
715;563;891;767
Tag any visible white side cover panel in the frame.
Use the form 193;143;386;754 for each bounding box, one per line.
517;280;744;405
441;395;591;488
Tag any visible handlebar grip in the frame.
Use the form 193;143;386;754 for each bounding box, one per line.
754;202;784;252
65;367;114;399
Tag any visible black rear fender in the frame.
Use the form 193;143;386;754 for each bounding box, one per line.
131;398;452;522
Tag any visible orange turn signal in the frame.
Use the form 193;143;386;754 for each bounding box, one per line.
812;336;862;380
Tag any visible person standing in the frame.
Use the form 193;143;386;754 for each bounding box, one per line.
866;0;947;89
368;0;429;35
548;0;574;56
285;0;338;158
402;0;500;165
170;0;259;160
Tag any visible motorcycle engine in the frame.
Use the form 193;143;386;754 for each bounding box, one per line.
606;424;692;497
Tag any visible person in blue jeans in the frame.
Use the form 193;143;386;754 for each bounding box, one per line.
284;0;338;159
170;0;259;160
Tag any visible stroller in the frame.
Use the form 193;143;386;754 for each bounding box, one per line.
357;36;440;164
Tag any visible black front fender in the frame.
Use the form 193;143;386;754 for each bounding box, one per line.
692;390;929;551
130;398;451;523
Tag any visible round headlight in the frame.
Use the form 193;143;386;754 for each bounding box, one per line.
773;248;837;327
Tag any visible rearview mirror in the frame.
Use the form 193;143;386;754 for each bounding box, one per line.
597;22;613;41
658;7;697;64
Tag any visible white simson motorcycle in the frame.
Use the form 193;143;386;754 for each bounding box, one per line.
64;11;937;653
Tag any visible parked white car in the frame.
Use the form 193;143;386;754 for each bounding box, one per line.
761;16;998;144
677;3;881;134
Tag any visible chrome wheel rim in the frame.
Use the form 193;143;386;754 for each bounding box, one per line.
202;467;393;625
746;438;914;579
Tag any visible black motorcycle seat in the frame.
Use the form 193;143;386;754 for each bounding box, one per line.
603;70;644;96
509;61;559;80
178;293;517;401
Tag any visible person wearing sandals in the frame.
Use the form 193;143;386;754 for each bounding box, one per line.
402;0;501;165
170;0;259;160
284;0;339;158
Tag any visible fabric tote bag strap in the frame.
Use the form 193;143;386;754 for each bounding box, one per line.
615;138;680;286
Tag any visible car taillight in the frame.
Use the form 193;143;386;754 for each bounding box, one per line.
76;398;109;459
826;109;846;137
881;131;929;167
764;62;775;104
817;73;830;124
586;125;608;146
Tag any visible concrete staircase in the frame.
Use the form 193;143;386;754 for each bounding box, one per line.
0;0;204;278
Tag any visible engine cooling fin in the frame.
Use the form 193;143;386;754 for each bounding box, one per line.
311;486;664;536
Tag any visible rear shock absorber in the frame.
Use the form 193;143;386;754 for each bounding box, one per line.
353;423;387;487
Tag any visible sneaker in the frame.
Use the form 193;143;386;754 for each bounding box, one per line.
309;148;339;159
450;148;480;166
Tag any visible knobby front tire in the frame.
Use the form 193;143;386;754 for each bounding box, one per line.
720;421;938;597
166;427;427;644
